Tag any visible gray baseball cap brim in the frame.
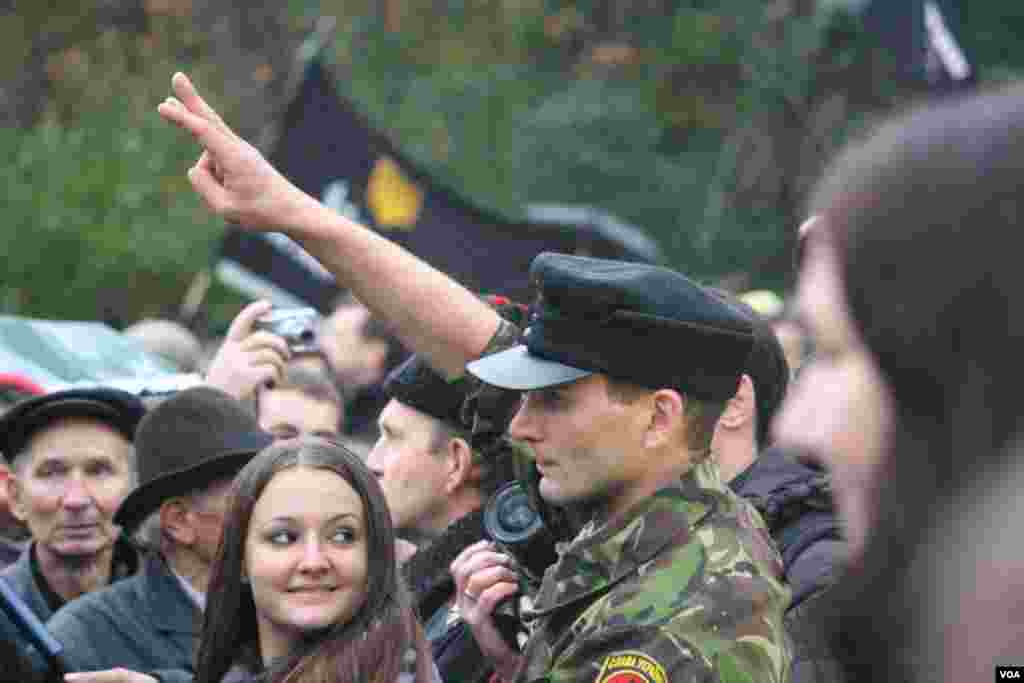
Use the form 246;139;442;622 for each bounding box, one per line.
466;344;592;391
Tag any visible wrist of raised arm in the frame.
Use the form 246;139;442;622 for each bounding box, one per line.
279;188;334;241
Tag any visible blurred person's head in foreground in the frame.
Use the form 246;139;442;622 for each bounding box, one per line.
772;212;893;560
123;318;203;373
904;448;1024;682
195;437;434;683
773;82;1024;679
256;363;344;440
0;388;145;611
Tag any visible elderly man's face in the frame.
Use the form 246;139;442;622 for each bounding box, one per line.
9;417;134;559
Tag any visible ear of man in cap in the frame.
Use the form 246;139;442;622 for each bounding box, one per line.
114;386;273;532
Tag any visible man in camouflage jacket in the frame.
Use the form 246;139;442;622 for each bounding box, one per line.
514;460;790;683
452;253;792;683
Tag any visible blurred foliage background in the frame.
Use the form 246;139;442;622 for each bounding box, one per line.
1;1;1021;334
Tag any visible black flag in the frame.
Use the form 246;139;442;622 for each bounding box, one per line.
216;57;661;312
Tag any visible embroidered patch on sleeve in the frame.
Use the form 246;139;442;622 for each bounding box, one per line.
595;652;667;683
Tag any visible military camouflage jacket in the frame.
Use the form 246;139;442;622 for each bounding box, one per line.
515;461;792;683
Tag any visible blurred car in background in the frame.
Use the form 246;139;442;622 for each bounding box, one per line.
0;316;201;412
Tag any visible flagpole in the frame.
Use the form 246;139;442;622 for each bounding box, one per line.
178;268;212;327
257;15;339;157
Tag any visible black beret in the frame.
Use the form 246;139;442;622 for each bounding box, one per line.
467;253;755;400
382;355;470;429
0;387;146;462
382;294;529;431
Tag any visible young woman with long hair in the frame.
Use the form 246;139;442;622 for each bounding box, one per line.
195;437;437;683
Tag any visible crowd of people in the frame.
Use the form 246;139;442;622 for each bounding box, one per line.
1;69;1023;683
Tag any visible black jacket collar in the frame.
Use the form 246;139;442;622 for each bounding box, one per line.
403;509;487;622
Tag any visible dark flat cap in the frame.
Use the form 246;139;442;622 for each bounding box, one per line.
0;388;146;462
467;253;755;400
383;355;468;429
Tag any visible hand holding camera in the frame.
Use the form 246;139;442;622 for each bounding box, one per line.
450;539;524;680
204;301;297;401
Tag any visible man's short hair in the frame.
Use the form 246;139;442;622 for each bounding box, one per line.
270;364;344;407
605;377;725;460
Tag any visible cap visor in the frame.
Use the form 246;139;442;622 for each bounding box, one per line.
466;345;592;390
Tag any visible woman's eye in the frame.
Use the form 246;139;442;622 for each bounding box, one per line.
267;530;295;545
331;527;355;544
86;462;115;477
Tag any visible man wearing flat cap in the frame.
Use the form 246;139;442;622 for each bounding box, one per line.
160;77;791;681
0;388;146;623
450;255;792;683
369;297;524;683
46;386;273;675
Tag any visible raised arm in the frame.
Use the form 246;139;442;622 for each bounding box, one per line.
158;73;501;379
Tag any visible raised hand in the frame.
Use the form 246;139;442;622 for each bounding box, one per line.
204;300;292;401
157;72;315;230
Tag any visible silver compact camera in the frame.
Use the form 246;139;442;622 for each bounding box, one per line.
254;307;321;354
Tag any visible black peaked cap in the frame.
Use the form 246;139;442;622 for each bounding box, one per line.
467;253;755;399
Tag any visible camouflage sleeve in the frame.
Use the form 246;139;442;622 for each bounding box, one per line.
543;541;791;683
545;588;790;683
461;319;523;448
481;318;523;357
544;617;786;683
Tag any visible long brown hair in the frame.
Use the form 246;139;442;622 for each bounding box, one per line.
195;437;432;683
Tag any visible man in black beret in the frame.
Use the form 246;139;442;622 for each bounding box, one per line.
368;297;524;683
0;388;146;623
46;386;273;676
161;75;791;681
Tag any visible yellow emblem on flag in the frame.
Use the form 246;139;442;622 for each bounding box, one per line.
367;156;423;231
